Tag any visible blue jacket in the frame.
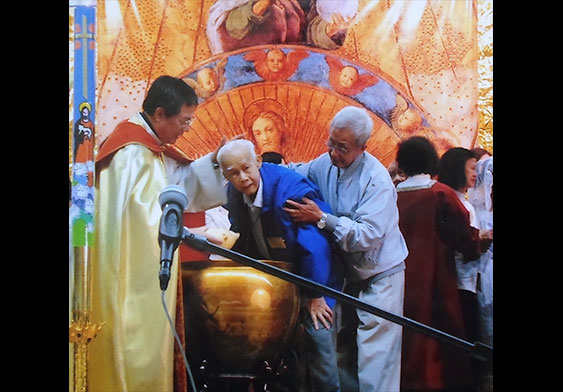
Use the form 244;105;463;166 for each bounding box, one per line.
224;163;343;308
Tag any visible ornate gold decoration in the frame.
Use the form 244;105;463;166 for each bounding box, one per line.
69;319;104;344
477;0;493;153
69;310;104;392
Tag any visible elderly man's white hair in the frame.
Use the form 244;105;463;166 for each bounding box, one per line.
216;139;257;167
330;106;373;147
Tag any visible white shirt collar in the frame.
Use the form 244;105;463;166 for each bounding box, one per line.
397;174;433;190
338;152;364;180
129;112;162;144
243;176;263;208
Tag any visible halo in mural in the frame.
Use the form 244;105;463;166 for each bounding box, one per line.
175;44;447;165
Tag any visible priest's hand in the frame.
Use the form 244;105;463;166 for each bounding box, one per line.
211;134;244;166
307;297;333;330
189;226;223;245
205;227;240;249
283;197;323;224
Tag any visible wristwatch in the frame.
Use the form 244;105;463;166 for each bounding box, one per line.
316;213;328;229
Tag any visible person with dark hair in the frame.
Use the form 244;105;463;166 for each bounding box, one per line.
91;75;231;392
395;137;487;391
438;148;493;347
141;75;198;118
438;147;478;193
395;135;439;178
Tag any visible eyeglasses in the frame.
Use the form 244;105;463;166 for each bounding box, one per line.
326;138;350;154
177;116;194;127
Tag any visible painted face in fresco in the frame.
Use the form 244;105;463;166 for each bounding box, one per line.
221;148;263;199
81;107;90;120
252;115;283;154
266;49;286;73
197;68;218;92
339;66;358;88
397;108;423;133
327;128;365;168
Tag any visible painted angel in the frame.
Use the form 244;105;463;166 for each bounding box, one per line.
243;48;309;81
391;94;455;155
326;56;378;96
390;94;423;136
183;57;227;99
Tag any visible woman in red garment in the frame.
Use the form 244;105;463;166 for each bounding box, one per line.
395;136;482;391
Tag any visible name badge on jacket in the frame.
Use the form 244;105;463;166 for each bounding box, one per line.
267;237;287;249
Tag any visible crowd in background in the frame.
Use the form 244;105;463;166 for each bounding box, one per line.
390;140;493;392
72;74;494;392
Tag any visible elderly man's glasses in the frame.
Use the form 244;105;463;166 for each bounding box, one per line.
326;138;351;154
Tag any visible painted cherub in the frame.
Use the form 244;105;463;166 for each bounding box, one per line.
391;94;422;137
243;47;309;81
390;94;423;136
184;57;227;99
326;56;378;96
390;94;454;156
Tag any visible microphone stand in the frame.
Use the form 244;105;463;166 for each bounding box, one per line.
182;228;493;363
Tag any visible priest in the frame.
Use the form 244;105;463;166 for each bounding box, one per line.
90;75;227;392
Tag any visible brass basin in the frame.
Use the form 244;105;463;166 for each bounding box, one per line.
182;259;301;376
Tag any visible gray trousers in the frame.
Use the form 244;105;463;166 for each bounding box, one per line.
302;311;341;392
336;270;405;392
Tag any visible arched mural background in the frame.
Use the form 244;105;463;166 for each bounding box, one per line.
70;0;493;169
69;2;493;390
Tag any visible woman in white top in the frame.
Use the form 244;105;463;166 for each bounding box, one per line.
468;156;493;346
438;148;493;343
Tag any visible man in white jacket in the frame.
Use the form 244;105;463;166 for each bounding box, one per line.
284;106;408;392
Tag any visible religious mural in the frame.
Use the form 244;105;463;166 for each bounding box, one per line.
94;0;488;167
71;6;96;248
69;2;493;390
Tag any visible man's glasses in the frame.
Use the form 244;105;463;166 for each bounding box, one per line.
178;116;194;127
326;138;350;154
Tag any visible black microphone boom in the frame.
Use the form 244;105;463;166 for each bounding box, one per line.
181;229;493;363
158;185;188;290
157;188;493;363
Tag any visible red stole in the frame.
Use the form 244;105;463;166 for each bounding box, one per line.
95;119;193;392
95;119;193;168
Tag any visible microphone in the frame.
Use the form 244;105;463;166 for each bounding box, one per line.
158;185;188;290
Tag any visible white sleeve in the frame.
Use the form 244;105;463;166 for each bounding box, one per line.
332;178;398;253
165;153;227;212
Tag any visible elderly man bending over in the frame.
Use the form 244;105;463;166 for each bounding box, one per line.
217;139;344;392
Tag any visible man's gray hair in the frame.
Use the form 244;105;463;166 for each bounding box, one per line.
216;139;257;167
329;106;373;147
